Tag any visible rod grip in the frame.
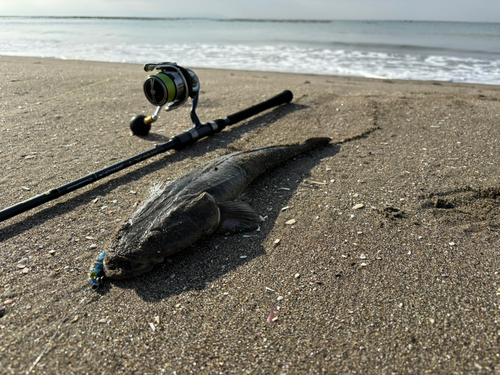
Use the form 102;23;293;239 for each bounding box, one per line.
226;90;293;125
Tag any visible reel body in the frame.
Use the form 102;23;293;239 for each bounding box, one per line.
143;62;199;109
130;62;201;136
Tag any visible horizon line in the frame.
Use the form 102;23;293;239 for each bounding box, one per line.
0;15;497;24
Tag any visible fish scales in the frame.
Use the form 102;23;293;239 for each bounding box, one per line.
103;137;330;280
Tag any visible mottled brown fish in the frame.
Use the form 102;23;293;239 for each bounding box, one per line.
103;137;331;280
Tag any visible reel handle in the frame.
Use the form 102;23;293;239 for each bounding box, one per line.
129;114;151;136
226;90;293;125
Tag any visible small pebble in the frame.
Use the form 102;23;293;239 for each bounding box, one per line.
285;219;296;225
360;262;368;267
449;242;456;246
360;254;366;260
294;273;300;279
154;316;160;324
273;239;281;246
149;322;156;332
89;244;98;249
240;255;247;259
277;296;284;301
352;203;365;210
4;299;14;305
98;318;107;324
22;268;30;274
72;316;79;323
17;264;26;269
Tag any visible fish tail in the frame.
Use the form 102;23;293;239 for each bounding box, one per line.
298;137;332;150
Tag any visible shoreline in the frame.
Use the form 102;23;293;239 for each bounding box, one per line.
2;52;499;87
1;55;500;373
0;55;500;94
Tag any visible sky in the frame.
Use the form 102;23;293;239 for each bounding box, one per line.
1;0;499;23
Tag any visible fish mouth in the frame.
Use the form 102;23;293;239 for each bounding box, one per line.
103;254;154;280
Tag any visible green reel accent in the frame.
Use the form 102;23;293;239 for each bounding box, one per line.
156;72;177;104
143;72;179;106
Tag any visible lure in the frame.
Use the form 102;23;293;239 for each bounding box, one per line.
88;252;106;287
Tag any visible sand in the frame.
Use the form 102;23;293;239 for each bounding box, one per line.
1;55;500;373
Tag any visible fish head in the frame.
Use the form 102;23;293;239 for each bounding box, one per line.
103;191;220;280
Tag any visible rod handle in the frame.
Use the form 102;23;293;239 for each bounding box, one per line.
226;90;293;125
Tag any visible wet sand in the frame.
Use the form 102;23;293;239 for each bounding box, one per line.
1;55;500;373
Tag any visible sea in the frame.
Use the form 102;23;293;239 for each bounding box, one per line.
1;16;500;85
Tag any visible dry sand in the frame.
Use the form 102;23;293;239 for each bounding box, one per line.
1;55;500;373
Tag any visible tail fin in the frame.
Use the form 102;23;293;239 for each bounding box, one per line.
299;137;331;150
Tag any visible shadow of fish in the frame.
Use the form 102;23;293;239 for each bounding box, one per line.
103;137;331;279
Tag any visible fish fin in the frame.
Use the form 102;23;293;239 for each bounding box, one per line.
217;201;261;233
149;180;167;197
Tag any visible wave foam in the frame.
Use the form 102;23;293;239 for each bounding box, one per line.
1;40;499;84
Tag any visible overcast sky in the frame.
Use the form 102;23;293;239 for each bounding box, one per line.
1;0;499;23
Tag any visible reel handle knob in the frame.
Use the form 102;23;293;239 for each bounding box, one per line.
130;114;152;136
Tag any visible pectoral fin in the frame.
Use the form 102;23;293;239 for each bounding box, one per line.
217;201;261;233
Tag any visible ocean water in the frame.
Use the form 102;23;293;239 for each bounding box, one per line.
1;17;500;84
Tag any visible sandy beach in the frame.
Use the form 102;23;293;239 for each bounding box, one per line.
1;55;500;373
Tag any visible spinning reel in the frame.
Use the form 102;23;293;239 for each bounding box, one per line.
129;62;201;136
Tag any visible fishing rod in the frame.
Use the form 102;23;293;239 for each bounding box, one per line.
0;62;293;223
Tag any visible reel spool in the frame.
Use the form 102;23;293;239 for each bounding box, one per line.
130;62;200;136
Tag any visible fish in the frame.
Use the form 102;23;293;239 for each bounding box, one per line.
103;137;331;280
